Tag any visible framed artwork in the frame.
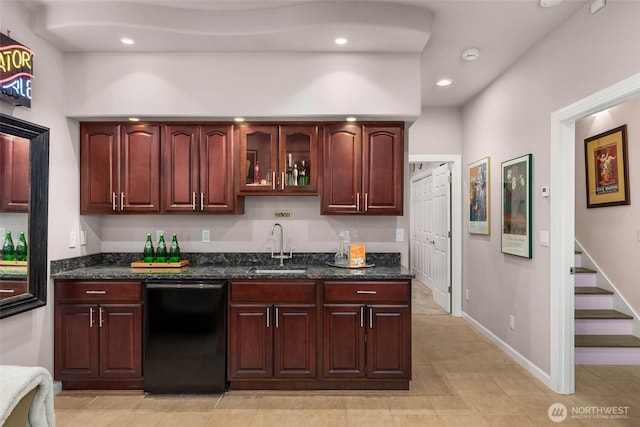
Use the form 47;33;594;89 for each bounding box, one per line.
468;157;490;235
501;154;532;258
584;125;630;208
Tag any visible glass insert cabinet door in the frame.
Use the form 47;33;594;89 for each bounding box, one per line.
238;124;318;194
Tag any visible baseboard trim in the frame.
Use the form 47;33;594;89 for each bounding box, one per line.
462;311;552;391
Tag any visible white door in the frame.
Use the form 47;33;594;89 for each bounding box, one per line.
411;173;433;286
432;164;451;312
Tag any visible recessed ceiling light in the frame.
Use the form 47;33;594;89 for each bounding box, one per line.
435;79;453;87
128;117;140;122
346;117;357;122
234;117;245;122
335;37;348;45
539;0;562;7
120;37;135;45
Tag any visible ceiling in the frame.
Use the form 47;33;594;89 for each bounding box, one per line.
24;0;588;107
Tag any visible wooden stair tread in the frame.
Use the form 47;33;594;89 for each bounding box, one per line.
575;287;613;295
573;267;596;274
575;309;633;320
575;335;640;347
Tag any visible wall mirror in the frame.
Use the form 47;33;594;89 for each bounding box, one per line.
0;114;49;319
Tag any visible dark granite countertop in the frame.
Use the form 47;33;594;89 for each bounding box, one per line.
50;252;413;281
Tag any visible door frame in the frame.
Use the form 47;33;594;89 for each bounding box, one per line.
550;72;640;394
408;154;461;317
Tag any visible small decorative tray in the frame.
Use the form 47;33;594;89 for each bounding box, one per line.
0;260;28;266
326;262;375;269
130;260;190;268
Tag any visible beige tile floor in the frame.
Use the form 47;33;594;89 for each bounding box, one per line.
54;281;640;426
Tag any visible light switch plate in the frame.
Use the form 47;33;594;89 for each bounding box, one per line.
69;231;77;248
539;230;549;246
202;229;210;242
395;229;404;242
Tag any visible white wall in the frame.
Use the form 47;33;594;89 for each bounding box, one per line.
461;1;640;374
575;96;640;313
408;106;462;156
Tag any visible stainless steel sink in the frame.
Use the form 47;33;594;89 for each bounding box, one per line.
251;267;308;274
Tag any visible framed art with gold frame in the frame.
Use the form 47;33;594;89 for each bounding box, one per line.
468;156;490;235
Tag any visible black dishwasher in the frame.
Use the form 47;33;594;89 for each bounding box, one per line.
144;279;227;394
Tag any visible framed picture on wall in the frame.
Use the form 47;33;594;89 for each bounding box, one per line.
501;154;532;258
468;157;490;235
584;125;630;208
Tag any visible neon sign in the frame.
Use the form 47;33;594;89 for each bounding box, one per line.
1;33;34;108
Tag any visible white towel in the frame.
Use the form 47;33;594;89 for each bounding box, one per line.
0;365;55;427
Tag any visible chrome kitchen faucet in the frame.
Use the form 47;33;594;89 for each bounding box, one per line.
270;223;292;266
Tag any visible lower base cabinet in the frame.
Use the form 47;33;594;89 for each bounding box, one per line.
54;280;143;390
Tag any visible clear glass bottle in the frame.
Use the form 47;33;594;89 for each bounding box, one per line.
334;235;348;267
2;231;15;261
169;234;180;263
156;233;167;263
143;234;155;262
15;232;28;261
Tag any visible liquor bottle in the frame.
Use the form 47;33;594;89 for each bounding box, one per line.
292;163;299;186
169;234;180;263
299;160;307;185
286;153;293;185
143;234;155;262
15;232;28;261
2;232;15;261
254;160;260;183
156;234;167;263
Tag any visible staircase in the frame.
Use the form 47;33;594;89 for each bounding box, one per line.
574;251;640;365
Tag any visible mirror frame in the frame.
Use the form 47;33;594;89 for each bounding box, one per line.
0;114;49;319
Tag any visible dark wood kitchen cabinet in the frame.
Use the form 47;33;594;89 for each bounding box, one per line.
0;133;30;212
322;280;410;386
54;280;143;390
163;124;243;213
80;123;161;214
321;123;403;215
228;280;317;387
238;124;319;195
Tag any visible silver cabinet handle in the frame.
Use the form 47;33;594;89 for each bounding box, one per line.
364;193;368;212
281;172;285;191
192;192;196;210
360;306;364;328
0;289;15;294
275;307;279;328
112;192;117;211
272;171;276;190
99;307;104;328
120;192;125;211
89;307;94;328
369;307;373;329
266;306;270;328
85;290;107;294
356;192;360;211
356;290;377;294
200;192;204;211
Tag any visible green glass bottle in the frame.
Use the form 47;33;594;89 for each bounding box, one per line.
169;234;180;263
2;231;15;261
155;234;167;263
143;234;155;262
15;232;28;261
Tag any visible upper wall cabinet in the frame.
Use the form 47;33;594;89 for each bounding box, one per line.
80;123;161;214
163;124;243;214
0;133;30;212
238;124;319;195
321;123;404;215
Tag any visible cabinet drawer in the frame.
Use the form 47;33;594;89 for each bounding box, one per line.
323;281;409;303
55;280;143;303
230;281;315;303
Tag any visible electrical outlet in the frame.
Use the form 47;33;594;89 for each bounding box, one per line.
80;230;87;246
69;231;77;248
156;230;164;242
395;229;404;242
509;314;515;330
202;229;210;242
465;288;469;301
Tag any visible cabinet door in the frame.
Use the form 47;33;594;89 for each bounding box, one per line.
228;304;273;379
238;125;278;193
366;305;411;379
98;304;143;378
362;125;404;215
163;125;199;212
55;304;99;379
321;124;362;214
120;124;161;212
80;124;120;214
279;125;319;194
273;304;316;378
323;304;365;378
200;125;237;212
0;134;30;212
